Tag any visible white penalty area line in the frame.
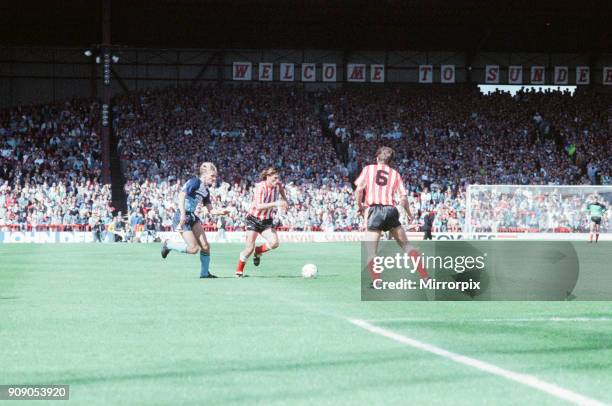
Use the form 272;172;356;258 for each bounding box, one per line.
349;319;608;406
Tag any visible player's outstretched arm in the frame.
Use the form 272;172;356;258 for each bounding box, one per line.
255;201;285;210
205;203;230;216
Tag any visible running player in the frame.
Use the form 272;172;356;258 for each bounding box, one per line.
355;146;429;284
235;167;288;277
586;196;607;243
161;162;230;278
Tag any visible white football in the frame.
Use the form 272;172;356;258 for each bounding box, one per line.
301;264;318;278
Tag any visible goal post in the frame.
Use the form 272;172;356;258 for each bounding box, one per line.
465;185;612;234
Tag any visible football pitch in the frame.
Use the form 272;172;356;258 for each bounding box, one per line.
1;243;612;405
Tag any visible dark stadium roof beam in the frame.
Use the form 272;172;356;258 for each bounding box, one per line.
465;0;509;82
109;66;129;93
192;50;223;85
0;0;609;52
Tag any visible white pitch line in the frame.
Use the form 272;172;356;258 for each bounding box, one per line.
481;317;612;323
365;317;612;323
349;319;608;406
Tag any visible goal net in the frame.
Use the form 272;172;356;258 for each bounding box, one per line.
465;185;612;234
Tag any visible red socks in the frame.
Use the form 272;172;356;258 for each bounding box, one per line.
236;257;246;275
367;259;381;283
255;244;271;256
237;246;270;276
409;249;430;281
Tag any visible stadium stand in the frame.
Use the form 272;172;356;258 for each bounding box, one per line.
2;85;610;233
0;99;113;231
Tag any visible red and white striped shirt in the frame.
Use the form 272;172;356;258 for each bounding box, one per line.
354;164;407;206
248;181;282;220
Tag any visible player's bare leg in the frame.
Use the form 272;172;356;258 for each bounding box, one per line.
192;222;215;278
364;230;382;285
594;223;600;243
162;229;200;258
253;228;279;266
180;231;201;254
389;226;429;281
236;230;258;277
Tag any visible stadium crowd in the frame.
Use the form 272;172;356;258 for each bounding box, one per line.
467;187;611;233
115;85;357;232
322;85;611;231
2;84;610;234
0;99;114;231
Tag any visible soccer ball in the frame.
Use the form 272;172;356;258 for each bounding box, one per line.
301;264;318;278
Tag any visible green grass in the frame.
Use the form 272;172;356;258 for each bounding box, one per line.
1;243;612;405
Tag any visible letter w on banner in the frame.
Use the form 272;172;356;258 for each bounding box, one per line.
441;65;455;83
419;65;433;83
233;62;252;81
347;64;366;82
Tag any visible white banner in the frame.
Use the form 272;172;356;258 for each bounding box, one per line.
301;63;316;82
508;66;523;84
231;62;599;84
258;63;273;81
347;64;366;82
403;232;612;241
440;65;455;83
2;231;608;244
0;231;95;243
280;63;295;81
322;64;337;82
530;66;545;84
604;67;612;85
232;62;252;81
485;65;500;84
370;64;385;83
576;66;590;85
419;65;433;83
553;66;568;84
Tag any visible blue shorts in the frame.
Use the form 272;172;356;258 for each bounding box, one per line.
172;211;201;232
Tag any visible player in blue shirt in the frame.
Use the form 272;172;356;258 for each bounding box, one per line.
161;162;230;278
